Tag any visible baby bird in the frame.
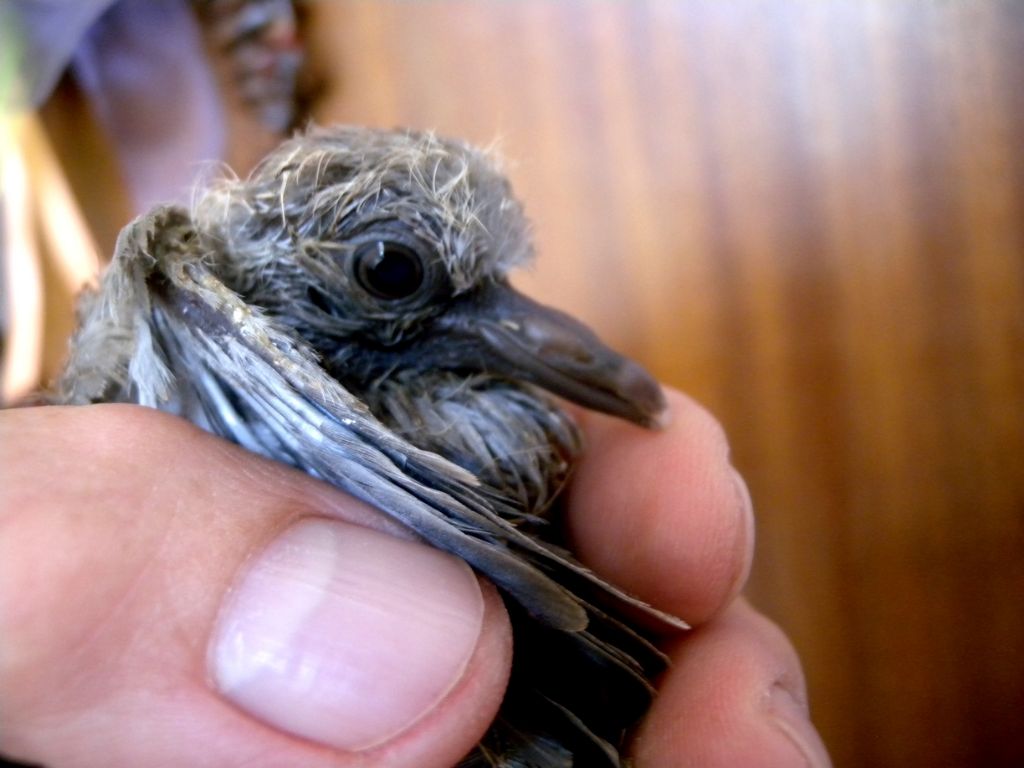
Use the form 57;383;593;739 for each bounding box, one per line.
57;126;685;766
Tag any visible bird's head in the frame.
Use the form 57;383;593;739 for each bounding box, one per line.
195;126;667;428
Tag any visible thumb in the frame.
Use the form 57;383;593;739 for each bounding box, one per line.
0;405;511;768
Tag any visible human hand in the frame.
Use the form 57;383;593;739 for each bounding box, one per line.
569;390;832;766
0;392;830;767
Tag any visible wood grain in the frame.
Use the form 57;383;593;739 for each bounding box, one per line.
302;2;1024;766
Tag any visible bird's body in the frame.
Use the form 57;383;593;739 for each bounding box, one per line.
57;126;683;766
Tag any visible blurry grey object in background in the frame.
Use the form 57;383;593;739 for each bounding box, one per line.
0;0;304;402
5;0;224;209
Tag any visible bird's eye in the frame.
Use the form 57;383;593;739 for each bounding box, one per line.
353;240;426;301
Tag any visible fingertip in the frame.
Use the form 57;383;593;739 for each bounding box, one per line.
208;517;501;755
567;388;753;624
0;405;514;768
632;600;831;768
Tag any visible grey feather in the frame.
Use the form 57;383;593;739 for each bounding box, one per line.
56;126;684;766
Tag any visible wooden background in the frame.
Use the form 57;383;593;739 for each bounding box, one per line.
34;1;1023;767
299;2;1024;767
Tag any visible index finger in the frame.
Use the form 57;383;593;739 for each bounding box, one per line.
565;388;754;625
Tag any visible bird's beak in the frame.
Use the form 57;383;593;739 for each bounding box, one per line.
433;281;668;429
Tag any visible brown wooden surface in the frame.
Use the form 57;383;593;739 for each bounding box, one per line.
301;2;1023;766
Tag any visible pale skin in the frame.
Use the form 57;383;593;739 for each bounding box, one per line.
0;389;831;767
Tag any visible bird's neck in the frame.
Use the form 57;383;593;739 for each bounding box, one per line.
356;369;582;521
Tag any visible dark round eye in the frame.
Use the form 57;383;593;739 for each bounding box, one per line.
353;240;425;301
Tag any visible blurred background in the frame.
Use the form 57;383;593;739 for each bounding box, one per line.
3;1;1023;766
